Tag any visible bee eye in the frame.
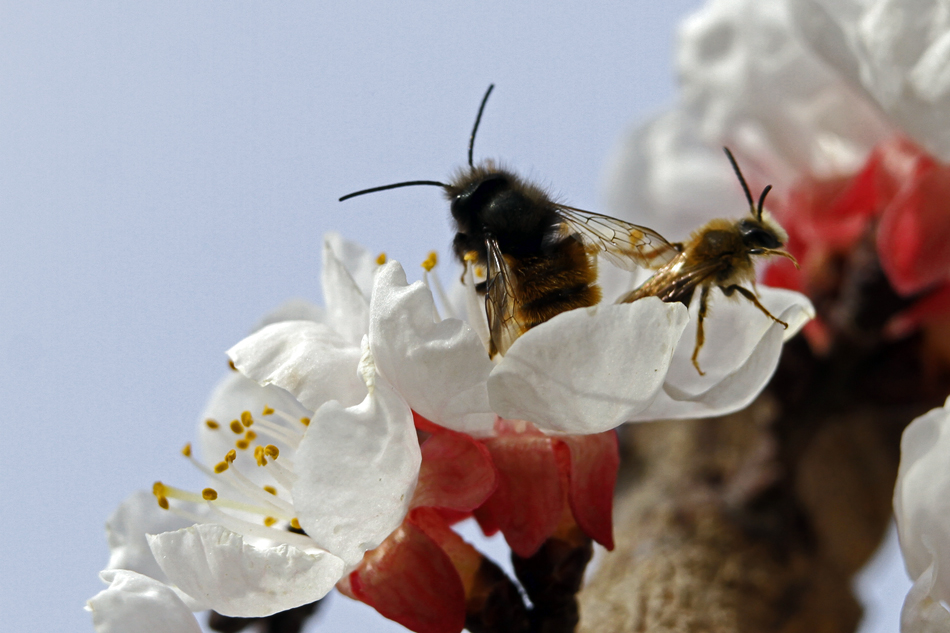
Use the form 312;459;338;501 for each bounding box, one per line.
738;220;781;249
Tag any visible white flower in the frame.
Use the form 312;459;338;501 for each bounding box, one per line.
86;570;202;633
895;397;950;631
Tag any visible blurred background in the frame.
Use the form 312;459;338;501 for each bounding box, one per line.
0;1;908;631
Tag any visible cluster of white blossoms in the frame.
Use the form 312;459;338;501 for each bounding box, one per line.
88;228;811;631
600;0;950;630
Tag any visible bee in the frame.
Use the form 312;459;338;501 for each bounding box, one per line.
340;85;676;357
617;148;798;375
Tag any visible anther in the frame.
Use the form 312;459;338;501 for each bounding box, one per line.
226;450;237;464
205;419;220;430
214;461;229;474
291;518;301;530
158;496;169;510
264;517;277;527
236;439;250;450
254;445;268;467
153;482;170;510
181;443;192;457
264;445;279;459
202;488;218;501
422;251;438;272
241;411;254;428
300;417;310;427
229;420;243;434
376;252;387;265
228;359;237;372
245;430;257;442
262;405;275;416
263;485;277;496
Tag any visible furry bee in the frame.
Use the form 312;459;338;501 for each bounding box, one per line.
340;85;676;357
617;148;798;375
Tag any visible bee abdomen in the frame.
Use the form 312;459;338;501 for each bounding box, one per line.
513;241;600;330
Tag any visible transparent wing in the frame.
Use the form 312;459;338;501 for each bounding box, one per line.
618;255;727;304
485;236;521;358
555;205;680;271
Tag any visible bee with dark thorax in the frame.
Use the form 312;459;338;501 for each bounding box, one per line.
341;85;677;358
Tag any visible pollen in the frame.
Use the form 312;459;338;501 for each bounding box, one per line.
205;419;220;430
228;359;237;371
464;251;478;263
229;420;243;434
264;485;277;496
235;438;250;450
291;518;301;530
241;411;254;427
264;445;279;459
300;417;310;427
376;252;387;265
262;405;275;416
264;516;277;527
181;443;192;457
202;488;218;501
422;251;438;272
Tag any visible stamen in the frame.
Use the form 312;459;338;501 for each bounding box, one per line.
264;486;277;496
181;443;192;457
203;504;316;551
228;359;237;372
254;445;268;467
214;461;229;474
202;488;218;501
222;462;296;517
265;445;279;459
260;458;297;490
300;417;310;427
205;419;220;430
235;439;251;450
291;518;302;531
229;420;243;434
422;251;438;272
262;405;275;416
248;413;303;447
245;430;257;442
376;252;387;265
241;411;254;428
264;517;277;527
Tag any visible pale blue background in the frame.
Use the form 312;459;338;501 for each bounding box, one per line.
0;2;908;631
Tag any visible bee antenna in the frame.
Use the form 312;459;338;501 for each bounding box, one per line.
339;180;448;202
468;84;495;168
723;147;755;212
756;184;772;221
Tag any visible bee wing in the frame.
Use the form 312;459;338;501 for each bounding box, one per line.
620;256;728;304
554;205;680;271
485;236;521;358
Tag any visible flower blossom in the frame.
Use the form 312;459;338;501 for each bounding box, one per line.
92;226;810;632
895;398;950;631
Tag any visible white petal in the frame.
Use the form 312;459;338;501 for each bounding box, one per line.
630;286;813;421
323;231;378;298
895;397;950;604
198;371;311;489
148;523;345;617
87;570;202;633
322;234;371;346
228;320;365;412
488;299;689;434
253;298;326;331
105;491;195;585
369;261;496;435
901;559;950;633
292;373;421;568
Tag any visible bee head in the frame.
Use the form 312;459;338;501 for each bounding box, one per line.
737;218;782;249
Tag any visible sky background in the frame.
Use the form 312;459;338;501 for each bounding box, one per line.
0;1;910;631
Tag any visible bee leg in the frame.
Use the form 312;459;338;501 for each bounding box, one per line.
722;284;788;329
692;286;710;376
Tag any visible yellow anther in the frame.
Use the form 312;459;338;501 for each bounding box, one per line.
254;445;267;467
421;251;438;272
245;430;257;442
241;411;254;427
153;481;167;497
264;445;280;459
205;419;220;430
157;496;169;510
225;450;237;464
290;518;301;530
228;359;237;372
214;461;229;474
235;439;250;450
376;252;387;265
229;420;243;434
264;516;277;527
202;488;218;501
181;443;192;457
263;485;277;496
464;251;478;262
300;417;310;427
262;405;275;416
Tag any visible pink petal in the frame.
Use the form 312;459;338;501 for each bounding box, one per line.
553;432;619;550
411;429;497;513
